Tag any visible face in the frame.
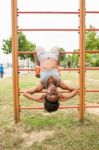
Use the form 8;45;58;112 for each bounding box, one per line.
47;85;59;102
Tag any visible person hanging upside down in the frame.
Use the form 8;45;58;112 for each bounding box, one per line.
23;46;78;112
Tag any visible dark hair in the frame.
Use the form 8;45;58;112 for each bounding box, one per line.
44;97;60;113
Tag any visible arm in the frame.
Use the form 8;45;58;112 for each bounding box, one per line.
57;49;62;66
23;82;45;102
59;81;78;101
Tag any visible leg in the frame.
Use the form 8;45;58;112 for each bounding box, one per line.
34;47;45;78
50;47;61;66
34;46;46;66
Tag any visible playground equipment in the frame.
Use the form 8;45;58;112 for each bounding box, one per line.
12;0;99;123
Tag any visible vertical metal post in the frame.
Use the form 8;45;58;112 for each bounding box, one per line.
79;0;85;121
12;0;20;123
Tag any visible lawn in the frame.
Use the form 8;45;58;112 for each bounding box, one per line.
0;71;99;150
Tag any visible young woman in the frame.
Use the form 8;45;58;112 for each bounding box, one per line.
23;47;78;112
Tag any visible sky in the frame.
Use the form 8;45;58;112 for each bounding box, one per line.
0;0;99;64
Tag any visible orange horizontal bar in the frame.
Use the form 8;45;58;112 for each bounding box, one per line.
19;68;80;71
18;29;79;32
20;90;99;94
18;28;99;32
20;105;99;110
86;28;99;31
18;51;80;54
18;50;99;55
17;11;79;14
85;90;99;92
19;68;99;72
85;50;99;53
86;67;99;70
86;11;99;14
17;11;99;14
60;68;79;71
18;51;34;54
20;106;79;110
20;90;69;94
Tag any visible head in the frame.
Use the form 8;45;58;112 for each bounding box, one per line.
44;96;60;113
47;84;59;101
44;84;60;112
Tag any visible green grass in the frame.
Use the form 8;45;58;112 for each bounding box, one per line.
0;71;99;150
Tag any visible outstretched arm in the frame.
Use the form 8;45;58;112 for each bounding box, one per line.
59;81;78;101
23;83;45;102
57;49;63;66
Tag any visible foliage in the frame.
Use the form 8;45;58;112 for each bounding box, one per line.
71;25;99;67
85;25;99;50
71;50;79;68
2;26;99;66
2;38;12;54
2;32;36;61
85;25;99;66
60;48;67;67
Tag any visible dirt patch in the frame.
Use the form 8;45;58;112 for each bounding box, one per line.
22;130;54;146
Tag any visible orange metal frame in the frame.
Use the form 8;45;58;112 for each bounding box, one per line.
12;0;99;123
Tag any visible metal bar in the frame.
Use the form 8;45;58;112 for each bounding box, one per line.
18;68;80;71
18;29;79;32
85;50;99;53
18;51;34;54
86;28;99;31
85;90;99;92
18;50;99;55
20;90;70;94
86;68;99;70
18;28;99;32
12;0;20;123
20;90;99;94
20;106;79;110
17;11;79;14
86;11;99;14
17;11;99;14
20;105;99;110
18;51;80;54
79;0;85;121
56;68;79;71
18;68;99;72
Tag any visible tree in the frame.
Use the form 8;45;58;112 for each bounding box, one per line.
71;25;99;67
85;25;99;66
86;25;99;50
60;48;67;67
2;32;36;62
71;50;79;68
